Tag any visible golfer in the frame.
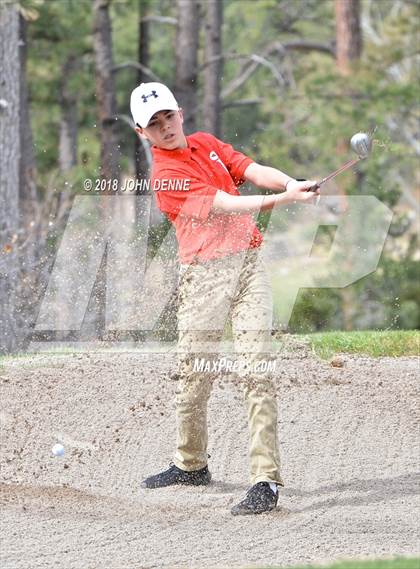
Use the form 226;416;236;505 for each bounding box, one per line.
130;82;318;515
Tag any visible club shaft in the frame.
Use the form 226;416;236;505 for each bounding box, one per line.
319;157;361;185
308;156;363;192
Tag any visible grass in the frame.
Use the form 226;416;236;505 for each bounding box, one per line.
257;558;420;569
307;330;419;359
0;331;419;364
0;350;75;364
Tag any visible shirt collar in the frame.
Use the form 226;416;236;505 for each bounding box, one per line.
151;135;198;162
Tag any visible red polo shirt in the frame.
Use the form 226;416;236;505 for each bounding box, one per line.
151;131;263;264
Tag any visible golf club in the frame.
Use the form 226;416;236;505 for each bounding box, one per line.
308;132;373;202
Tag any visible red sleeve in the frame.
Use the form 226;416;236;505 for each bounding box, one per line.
154;171;219;221
214;136;254;186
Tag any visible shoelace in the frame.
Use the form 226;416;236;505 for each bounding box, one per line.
246;482;271;497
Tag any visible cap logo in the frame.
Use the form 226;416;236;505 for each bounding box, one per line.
141;90;158;103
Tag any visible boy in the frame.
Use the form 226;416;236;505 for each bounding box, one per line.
130;82;318;515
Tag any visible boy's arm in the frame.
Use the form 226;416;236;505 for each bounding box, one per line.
244;162;293;191
211;181;319;215
244;162;317;195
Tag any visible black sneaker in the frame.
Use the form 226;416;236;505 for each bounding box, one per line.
231;482;278;515
141;463;211;489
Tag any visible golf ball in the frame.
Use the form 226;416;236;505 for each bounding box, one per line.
52;443;65;457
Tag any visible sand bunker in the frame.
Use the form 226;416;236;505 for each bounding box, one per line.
0;347;419;568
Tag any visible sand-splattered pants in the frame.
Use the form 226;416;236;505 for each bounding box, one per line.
173;248;283;486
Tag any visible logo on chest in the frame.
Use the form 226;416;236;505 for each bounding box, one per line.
209;151;229;173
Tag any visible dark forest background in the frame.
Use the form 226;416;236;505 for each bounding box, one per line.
1;0;419;354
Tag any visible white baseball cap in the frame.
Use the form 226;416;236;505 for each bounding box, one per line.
130;82;179;128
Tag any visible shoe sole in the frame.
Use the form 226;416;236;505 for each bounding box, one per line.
141;481;211;489
231;503;277;516
141;475;212;489
231;507;277;516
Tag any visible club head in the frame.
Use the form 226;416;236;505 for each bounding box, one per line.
350;132;372;158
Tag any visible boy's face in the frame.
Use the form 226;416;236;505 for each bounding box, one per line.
136;109;187;150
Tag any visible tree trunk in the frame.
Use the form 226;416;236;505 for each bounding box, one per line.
0;3;20;354
92;0;120;182
59;55;78;172
335;0;362;331
19;15;37;222
175;0;199;134
203;0;223;137
17;12;42;349
92;0;120;340
134;0;151;184
335;0;362;75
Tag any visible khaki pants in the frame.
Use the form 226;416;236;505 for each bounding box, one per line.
173;248;283;486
